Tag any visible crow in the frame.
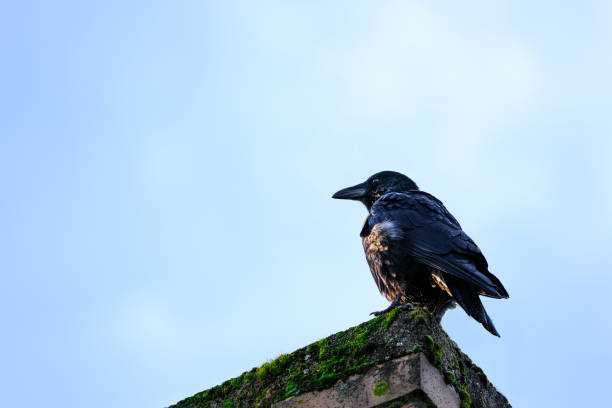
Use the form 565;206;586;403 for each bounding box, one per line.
332;171;509;336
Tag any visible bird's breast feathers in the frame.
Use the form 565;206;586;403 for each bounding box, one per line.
361;220;403;265
371;220;404;240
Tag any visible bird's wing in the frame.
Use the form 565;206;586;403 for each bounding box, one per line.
369;192;509;299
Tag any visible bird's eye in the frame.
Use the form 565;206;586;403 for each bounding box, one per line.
371;178;380;186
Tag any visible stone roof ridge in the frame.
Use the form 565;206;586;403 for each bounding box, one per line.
170;308;511;408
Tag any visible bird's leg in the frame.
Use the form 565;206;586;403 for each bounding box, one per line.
370;296;401;316
370;295;414;316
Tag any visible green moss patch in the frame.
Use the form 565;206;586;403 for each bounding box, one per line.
373;380;389;396
383;308;400;328
256;354;292;382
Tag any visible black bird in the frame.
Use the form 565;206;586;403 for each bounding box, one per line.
333;171;509;336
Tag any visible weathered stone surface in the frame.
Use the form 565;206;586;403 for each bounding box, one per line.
273;353;459;408
170;308;511;408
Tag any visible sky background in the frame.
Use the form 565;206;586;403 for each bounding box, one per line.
2;1;611;407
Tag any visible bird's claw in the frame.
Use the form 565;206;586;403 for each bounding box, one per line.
370;301;414;316
398;302;415;310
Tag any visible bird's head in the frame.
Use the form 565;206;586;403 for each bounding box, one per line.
332;171;419;210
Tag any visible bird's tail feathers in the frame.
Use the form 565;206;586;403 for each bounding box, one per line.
447;276;500;337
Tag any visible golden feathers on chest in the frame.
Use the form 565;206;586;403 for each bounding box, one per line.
362;220;403;250
362;223;389;253
362;220;404;267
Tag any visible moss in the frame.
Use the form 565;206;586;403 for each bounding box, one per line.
444;370;456;385
222;401;233;408
458;384;472;408
409;308;430;324
372;380;389;396
458;359;467;379
383;308;400;328
348;316;383;357
256;354;292;381
243;370;255;383
176;311;432;407
256;386;270;402
285;381;299;398
309;315;383;388
425;335;444;366
220;380;231;395
229;375;243;390
317;339;329;360
411;343;421;353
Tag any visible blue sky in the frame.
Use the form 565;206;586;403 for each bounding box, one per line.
2;1;611;407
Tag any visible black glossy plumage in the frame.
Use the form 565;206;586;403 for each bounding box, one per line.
333;171;509;336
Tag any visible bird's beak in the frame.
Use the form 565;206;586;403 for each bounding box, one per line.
332;182;367;200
